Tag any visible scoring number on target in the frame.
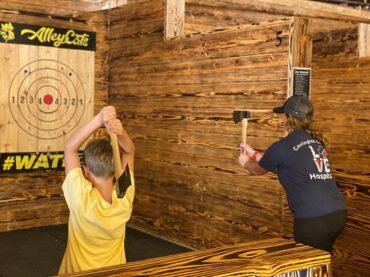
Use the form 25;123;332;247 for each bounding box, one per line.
10;95;83;106
8;59;87;139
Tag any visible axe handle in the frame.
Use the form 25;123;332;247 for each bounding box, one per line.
110;133;122;193
242;118;248;145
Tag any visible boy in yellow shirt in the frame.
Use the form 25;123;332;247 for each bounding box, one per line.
58;106;135;274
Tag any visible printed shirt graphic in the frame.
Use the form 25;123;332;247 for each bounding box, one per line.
311;145;326;172
58;168;135;274
259;130;345;219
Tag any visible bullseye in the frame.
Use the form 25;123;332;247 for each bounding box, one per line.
43;94;53;105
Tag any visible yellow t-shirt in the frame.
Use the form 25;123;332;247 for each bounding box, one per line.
58;167;135;275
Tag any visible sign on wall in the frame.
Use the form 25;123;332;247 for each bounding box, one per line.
0;22;95;172
292;67;311;98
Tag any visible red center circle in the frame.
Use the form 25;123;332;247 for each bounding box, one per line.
43;94;53;105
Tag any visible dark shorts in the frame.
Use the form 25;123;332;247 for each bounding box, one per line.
294;209;347;252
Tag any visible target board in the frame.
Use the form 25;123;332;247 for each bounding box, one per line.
0;22;95;172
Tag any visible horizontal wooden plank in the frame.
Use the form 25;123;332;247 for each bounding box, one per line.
0;10;93;30
185;4;284;35
0;0;109;16
135;156;281;193
0;198;68;232
133;176;282;234
122;118;284;149
109;0;163;22
185;4;356;35
110;52;289;77
186;0;370;24
110;17;164;40
62;237;330;277
110;19;291;64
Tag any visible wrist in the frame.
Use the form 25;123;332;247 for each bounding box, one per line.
253;151;263;162
251;151;258;162
95;112;104;126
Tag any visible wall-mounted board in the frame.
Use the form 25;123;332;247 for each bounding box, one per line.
0;21;95;172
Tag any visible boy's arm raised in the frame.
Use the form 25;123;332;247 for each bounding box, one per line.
105;118;135;173
64;106;116;175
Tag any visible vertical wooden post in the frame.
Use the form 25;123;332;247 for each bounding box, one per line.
288;17;312;98
165;0;185;40
116;0;127;6
106;0;127;9
359;23;370;58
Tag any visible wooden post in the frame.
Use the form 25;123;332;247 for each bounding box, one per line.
288;16;312;98
165;0;185;40
359;23;370;58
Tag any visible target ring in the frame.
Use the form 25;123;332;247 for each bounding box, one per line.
8;59;86;139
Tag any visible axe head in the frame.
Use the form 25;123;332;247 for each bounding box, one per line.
233;110;250;123
116;165;132;198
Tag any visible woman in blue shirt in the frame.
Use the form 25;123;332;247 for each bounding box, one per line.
239;95;346;253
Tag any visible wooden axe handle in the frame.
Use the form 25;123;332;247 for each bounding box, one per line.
110;133;122;195
242;118;248;145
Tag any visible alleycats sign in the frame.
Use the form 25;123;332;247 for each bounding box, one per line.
0;21;96;50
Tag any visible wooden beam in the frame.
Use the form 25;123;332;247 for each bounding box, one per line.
0;0;110;17
186;0;370;24
165;0;185;40
61;237;331;277
358;23;370;58
288;16;313;97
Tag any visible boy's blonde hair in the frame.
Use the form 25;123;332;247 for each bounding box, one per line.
83;139;114;178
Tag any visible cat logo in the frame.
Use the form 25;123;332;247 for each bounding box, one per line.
0;22;15;42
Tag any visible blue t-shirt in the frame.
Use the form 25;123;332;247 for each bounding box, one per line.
259;130;346;219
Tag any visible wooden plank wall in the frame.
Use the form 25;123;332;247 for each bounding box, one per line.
0;1;367;277
308;23;370;277
178;2;370;276
0;8;109;231
109;0;295;250
184;2;370;276
110;1;369;276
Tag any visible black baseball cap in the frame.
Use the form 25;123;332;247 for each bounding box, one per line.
273;95;313;119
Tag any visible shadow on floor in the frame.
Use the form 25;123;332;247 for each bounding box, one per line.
0;224;190;277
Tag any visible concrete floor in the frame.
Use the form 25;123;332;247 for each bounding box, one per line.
0;224;190;277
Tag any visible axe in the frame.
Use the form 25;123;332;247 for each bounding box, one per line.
233;110;250;144
110;133;132;198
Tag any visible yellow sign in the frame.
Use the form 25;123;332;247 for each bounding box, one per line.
21;27;90;48
0;21;95;51
0;151;83;173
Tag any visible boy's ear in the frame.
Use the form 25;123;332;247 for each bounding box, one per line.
82;165;89;177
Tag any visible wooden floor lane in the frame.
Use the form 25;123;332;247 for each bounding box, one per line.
60;237;331;277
